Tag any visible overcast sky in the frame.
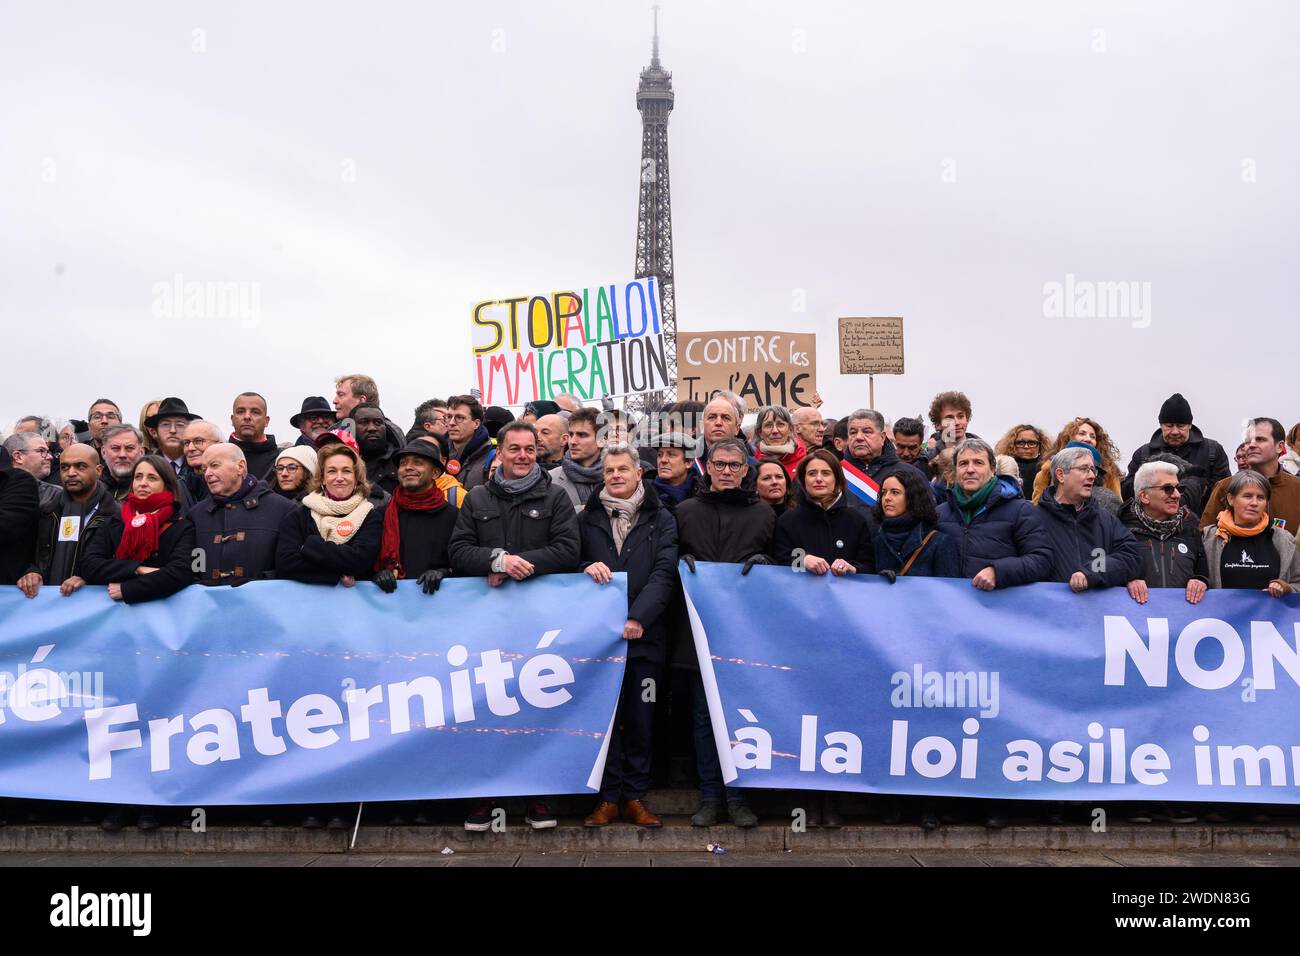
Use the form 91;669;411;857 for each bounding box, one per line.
3;0;1296;460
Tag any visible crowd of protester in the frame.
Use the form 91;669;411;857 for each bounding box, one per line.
2;377;1298;834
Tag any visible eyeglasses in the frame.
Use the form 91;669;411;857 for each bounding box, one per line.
447;414;473;424
1150;483;1181;496
1013;439;1040;449
1069;465;1097;475
273;463;302;473
710;460;745;472
89;412;121;422
181;438;212;448
155;421;187;432
19;447;52;457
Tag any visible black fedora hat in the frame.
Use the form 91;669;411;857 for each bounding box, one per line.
290;396;335;428
144;397;200;429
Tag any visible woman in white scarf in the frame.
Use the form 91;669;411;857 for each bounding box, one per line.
275;445;383;587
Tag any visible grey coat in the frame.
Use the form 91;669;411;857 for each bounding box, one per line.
1201;525;1300;591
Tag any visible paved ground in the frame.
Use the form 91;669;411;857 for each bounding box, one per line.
4;849;1299;867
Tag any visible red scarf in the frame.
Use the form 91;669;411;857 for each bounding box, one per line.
116;492;177;561
375;483;447;577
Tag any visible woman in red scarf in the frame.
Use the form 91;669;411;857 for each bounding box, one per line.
80;455;196;604
78;454;197;835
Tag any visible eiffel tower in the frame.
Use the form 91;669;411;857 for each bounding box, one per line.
629;7;677;414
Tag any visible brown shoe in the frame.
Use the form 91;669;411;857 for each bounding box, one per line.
583;801;621;827
622;799;662;828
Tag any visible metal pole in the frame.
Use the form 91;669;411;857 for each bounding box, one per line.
869;374;875;409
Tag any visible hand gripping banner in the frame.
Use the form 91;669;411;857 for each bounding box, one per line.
681;561;1300;803
0;576;628;805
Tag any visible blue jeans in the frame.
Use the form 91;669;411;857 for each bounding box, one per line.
690;669;745;804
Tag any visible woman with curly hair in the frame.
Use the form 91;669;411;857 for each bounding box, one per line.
1031;417;1123;505
994;424;1050;493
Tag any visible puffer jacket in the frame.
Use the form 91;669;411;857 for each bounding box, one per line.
936;476;1053;587
1035;486;1141;587
1118;500;1208;590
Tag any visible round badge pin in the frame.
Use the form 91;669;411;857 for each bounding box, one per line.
446;460;462;476
336;520;354;537
130;515;147;528
1178;542;1188;554
836;539;844;548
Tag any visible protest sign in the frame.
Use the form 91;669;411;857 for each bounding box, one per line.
838;316;904;375
676;330;816;410
471;278;669;406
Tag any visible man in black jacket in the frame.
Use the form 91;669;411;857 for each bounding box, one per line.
840;409;930;513
229;392;281;482
1120;460;1209;605
576;446;678;829
673;437;775;829
0;446;43;586
190;444;296;586
1121;393;1231;515
16;443;120;596
1036;446;1141;590
448;420;579;831
372;442;458;595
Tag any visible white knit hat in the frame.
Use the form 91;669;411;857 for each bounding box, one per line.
275;445;318;476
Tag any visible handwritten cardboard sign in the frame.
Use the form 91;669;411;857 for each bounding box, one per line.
838;317;904;375
676;330;816;410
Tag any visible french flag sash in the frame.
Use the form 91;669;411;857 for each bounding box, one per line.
840;459;879;507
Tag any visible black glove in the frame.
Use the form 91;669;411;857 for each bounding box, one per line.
741;554;774;576
681;554;697;574
373;568;398;593
417;568;448;595
878;569;897;584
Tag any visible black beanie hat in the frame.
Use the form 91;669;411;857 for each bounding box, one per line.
1158;393;1193;425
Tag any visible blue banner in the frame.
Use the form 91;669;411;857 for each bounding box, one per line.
682;562;1300;803
0;577;628;805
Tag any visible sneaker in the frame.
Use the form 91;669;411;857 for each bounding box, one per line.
525;802;557;829
728;801;758;828
691;801;721;827
463;802;496;832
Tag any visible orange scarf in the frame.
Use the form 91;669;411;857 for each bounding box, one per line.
1214;509;1269;542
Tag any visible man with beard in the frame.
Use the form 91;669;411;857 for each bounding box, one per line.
535;413;569;467
98;424;146;502
353;403;405;495
290;396;336;448
3;432;60;511
229;392;281;481
16;443;120;596
550;408;605;509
